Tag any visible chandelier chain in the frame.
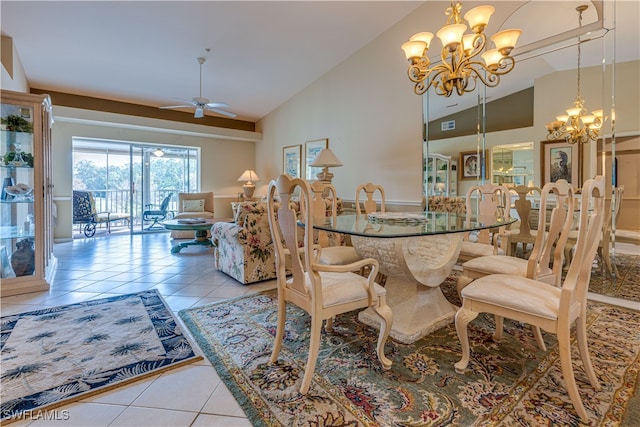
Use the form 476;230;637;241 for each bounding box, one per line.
545;4;605;145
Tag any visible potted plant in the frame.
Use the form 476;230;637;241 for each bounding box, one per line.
1;115;33;133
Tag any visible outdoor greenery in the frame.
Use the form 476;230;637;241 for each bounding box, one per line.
73;158;187;194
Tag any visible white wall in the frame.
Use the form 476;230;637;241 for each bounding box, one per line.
256;8;424;205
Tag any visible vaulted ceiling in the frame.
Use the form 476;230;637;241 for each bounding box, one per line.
2;1;637;123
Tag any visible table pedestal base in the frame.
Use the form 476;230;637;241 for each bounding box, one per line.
358;278;457;344
171;229;214;253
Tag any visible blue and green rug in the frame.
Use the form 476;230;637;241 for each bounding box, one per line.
1;290;201;423
180;282;639;426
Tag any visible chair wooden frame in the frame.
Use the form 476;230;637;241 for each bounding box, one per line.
565;185;624;277
267;175;393;394
454;176;606;422
456;180;575;350
355;182;386;215
458;183;512;263
506;185;542;257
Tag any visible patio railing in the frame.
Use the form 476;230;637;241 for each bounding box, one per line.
83;189;179;228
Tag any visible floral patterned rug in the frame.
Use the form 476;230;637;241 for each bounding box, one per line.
587;253;640;302
1;290;201;423
180;281;640;426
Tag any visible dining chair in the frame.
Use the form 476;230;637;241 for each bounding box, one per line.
267;174;393;394
456;179;575;350
355;182;386;215
506;185;542;257
565;185;624;277
454;175;606;422
457;183;512;263
306;181;362;266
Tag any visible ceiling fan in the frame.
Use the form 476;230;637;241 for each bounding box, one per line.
160;56;237;119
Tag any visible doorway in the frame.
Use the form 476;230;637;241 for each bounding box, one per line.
72;138;199;235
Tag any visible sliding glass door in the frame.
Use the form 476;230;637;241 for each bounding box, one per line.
72;139;199;236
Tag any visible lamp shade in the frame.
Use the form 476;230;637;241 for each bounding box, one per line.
309;148;343;168
237;169;260;183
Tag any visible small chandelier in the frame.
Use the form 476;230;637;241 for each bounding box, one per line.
546;5;604;144
401;1;521;97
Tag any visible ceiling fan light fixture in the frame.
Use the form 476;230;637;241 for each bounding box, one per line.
159;52;237;119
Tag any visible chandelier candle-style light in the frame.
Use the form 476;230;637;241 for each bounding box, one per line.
401;1;521;97
546;5;604;145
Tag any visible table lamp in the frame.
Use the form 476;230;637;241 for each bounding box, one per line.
309;148;342;185
237;169;260;199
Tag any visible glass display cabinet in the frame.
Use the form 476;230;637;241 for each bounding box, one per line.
1;90;55;295
425;153;457;196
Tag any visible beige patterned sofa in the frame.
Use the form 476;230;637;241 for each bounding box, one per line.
211;198;343;285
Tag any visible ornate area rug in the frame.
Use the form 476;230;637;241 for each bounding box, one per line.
587;253;640;302
1;290;201;423
180;283;640;426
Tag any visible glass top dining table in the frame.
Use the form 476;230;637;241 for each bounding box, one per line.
311;211;513;238
308;211;516;344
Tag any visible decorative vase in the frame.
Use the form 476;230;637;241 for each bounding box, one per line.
11;239;35;277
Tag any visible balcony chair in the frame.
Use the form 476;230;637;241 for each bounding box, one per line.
72;190;131;237
454;176;605;422
143;193;173;230
267;174;393;394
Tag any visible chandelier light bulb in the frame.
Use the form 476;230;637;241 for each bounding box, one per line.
463;5;494;33
437;24;467;52
491;29;522;55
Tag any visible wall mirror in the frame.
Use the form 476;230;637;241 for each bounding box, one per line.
419;1;633;305
491;143;534;187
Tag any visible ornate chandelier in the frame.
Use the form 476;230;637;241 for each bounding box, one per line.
400;1;521;97
546;5;604;144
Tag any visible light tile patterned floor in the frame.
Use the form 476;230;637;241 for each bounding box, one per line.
1;232;273;427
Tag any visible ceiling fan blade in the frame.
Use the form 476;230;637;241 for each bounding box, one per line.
205;102;230;108
159;105;194;109
205;106;237;118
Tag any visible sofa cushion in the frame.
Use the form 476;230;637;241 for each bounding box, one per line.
183;199;205;212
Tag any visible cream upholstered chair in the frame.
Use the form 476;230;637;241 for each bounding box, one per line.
456;179;575;350
305;181;362;266
355;182;386;215
506;185;542;257
458;183;512;263
454;176;606;422
171;192;214;238
267;174;393;394
565;185;624;276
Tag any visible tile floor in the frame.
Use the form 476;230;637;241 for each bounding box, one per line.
2;232;638;426
1;232;276;427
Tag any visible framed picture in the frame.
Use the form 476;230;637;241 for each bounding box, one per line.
459;150;488;180
282;144;301;178
305;138;328;180
541;140;582;187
